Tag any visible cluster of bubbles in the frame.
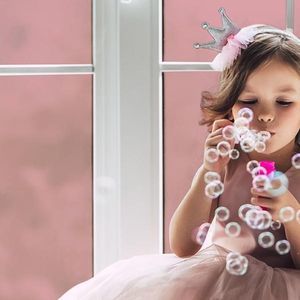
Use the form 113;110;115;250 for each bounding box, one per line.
204;171;224;199
222;202;293;276
199;107;300;275
205;108;271;199
247;159;289;197
237;203;293;255
205;108;271;168
226;252;248;276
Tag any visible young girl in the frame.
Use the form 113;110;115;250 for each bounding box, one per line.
59;14;300;300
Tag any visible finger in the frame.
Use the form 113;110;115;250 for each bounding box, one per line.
250;197;274;208
206;135;235;148
208;127;224;138
251;187;272;198
211;119;234;132
206;135;225;147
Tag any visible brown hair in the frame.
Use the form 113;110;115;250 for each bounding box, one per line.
199;25;300;143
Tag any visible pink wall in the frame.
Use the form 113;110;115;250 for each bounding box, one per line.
164;0;287;252
0;2;93;298
0;0;92;64
164;0;285;62
164;72;219;252
294;1;300;38
0;76;93;299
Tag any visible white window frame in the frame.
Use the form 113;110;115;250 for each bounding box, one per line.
93;0;162;273
93;0;295;274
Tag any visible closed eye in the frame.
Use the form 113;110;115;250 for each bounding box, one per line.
276;100;293;106
237;99;293;106
237;99;257;104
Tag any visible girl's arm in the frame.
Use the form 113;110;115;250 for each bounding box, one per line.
169;119;234;258
169;164;222;258
283;216;300;269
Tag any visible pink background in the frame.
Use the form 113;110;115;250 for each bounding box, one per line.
164;72;219;252
164;0;286;62
0;0;92;64
0;75;93;299
163;0;289;252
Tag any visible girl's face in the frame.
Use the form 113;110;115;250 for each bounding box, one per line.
231;58;300;154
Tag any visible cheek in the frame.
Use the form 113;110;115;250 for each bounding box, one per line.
231;104;241;119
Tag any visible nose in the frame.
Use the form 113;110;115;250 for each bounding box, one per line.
257;111;274;123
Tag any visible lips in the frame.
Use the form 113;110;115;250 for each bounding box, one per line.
261;130;275;135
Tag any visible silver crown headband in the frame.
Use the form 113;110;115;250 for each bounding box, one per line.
194;7;300;71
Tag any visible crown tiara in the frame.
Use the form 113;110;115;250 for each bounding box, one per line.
193;7;300;71
193;7;240;52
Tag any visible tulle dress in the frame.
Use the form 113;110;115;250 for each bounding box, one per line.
59;147;300;300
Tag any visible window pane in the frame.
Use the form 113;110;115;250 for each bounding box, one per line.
164;72;219;252
0;75;92;299
0;0;92;64
294;1;300;37
163;1;286;62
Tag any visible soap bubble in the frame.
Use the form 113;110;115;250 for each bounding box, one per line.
256;210;272;230
258;232;275;248
245;208;272;230
279;206;295;223
216;141;231;157
252;174;270;192
267;171;289;197
215;206;230;222
204;171;221;184
225;222;241;237
226;252;249;276
251;166;267;177
205;148;219;163
205;180;224;199
237;129;257;145
246;160;259;174
237;108;253;122
240;137;256;153
229;148;240;160
270;220;282;230
222;125;236;140
291;153;300;169
238;204;257;221
195;223;210;245
256;131;271;142
275;240;290;255
255;141;266;153
245;208;261;228
234;117;250;131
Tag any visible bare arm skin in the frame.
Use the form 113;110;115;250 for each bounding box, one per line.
169;119;234;258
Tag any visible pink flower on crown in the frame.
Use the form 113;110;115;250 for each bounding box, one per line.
211;27;258;71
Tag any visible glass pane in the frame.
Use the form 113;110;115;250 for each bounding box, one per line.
163;0;286;62
294;1;300;37
0;0;92;64
0;75;93;299
164;72;219;252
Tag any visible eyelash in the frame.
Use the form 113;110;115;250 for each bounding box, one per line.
237;99;293;106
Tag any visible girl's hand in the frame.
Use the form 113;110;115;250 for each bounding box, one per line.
203;119;235;174
250;187;300;221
